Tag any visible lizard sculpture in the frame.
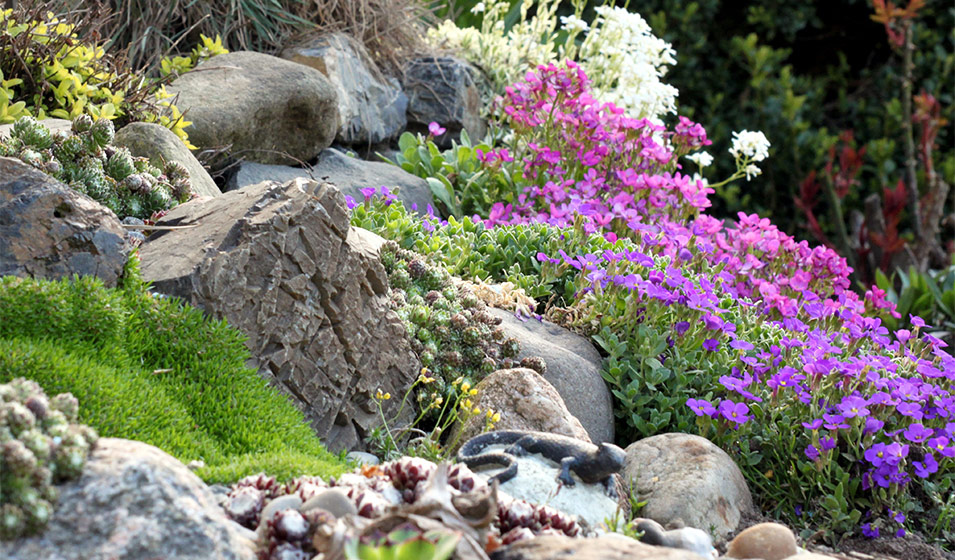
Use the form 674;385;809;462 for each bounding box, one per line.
456;430;626;498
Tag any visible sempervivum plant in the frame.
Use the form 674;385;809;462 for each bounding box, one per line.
0;115;193;220
380;242;534;395
0;378;98;540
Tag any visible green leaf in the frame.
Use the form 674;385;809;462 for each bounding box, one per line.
397;132;417;153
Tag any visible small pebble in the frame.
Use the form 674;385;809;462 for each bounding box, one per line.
725;522;798;560
257;495;303;536
300;488;357;519
346;451;380;466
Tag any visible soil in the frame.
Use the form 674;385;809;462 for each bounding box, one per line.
717;508;954;560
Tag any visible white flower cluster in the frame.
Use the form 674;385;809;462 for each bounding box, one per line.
729;130;771;161
686;151;714;168
729;130;771;181
577;6;678;121
427;1;679;122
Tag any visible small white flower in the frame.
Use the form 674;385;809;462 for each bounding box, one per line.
560;15;589;34
744;164;762;181
686;151;714;168
729;130;771;162
471;2;486;14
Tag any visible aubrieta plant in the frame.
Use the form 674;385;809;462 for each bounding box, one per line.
355;59;953;544
0;378;97;540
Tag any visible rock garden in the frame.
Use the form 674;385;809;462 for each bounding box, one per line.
0;1;952;559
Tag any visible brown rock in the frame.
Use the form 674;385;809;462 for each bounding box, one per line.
167;51;339;169
491;534;708;560
451;367;591;453
725;523;798;560
0;157;128;286
138;178;419;451
488;308;614;444
624;433;754;539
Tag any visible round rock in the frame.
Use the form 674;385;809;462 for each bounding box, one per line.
300;488;357;519
624;433;753;539
166;51;339;169
725;522;798;560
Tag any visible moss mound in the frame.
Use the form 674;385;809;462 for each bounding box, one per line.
0;259;347;483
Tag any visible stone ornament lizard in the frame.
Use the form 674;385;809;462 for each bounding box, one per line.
456;430;626;498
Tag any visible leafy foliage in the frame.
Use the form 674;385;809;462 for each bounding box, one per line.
0;6;193;143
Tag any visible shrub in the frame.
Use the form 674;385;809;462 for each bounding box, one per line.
0;258;348;484
0;5;192;144
0;115;193;220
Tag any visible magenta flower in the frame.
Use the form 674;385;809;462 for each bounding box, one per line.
428;121;446;136
838;396;870;418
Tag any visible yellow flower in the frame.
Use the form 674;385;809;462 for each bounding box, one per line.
461;381;471;393
472;407;482;415
492;412;501;423
462;398;473;409
469;388;478;396
375;389;391;401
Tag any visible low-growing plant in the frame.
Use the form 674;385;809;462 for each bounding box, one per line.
0;257;348;485
159;34;228;78
388;124;515;219
0;115;193;220
874;259;955;348
0;377;97;540
344;523;460;560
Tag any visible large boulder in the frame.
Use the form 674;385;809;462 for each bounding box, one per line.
224;148;434;215
488;309;614;444
113;122;220;198
0;438;257;560
624;433;754;539
401;56;487;147
166;51;339;169
491;534;708;560
281;33;407;145
0;157;128;286
137;178;419;451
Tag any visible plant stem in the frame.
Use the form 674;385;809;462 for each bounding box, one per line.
900;22;923;253
822;175;857;274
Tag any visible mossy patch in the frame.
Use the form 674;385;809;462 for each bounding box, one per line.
0;258;348;483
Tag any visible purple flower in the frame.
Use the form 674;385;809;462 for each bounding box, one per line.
729;338;754;351
360;186;377;201
861;523;880;538
863;417;885;435
864;442;889;467
344;194;358;209
927;436;955;458
703;338;720;352
902;423;933;443
823;413;849;430
909;314;925;328
896;401;924;419
838;396;870;418
913;452;938;478
802;419;823;430
820;436;837;451
718;400;750;424
428;121;446;136
805;444;820;461
686;398;716;417
674;321;691;335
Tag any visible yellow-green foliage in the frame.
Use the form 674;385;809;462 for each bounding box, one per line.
160;34;229;77
0;9;193;146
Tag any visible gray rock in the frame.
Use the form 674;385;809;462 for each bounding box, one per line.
632;518;715;558
0;157;128;286
224;148;434;215
300;488;357;519
167;51;339;169
488;308;614;444
401;56;487;147
624;433;754;539
492;534;708;560
137;178;420;451
113;122;220;198
281;33;407;145
0;438;256;560
345;451;379;466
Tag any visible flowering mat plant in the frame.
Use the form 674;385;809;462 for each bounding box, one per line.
357;59;954;547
